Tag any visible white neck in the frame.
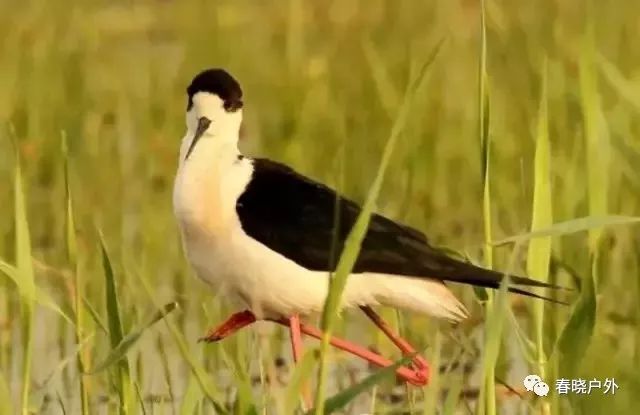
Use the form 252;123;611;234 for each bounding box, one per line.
177;127;240;169
173;91;248;232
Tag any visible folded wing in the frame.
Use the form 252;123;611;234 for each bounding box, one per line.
236;158;560;297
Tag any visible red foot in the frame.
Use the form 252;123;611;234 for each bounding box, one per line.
199;309;257;342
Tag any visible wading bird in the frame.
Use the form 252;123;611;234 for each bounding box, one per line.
173;68;557;388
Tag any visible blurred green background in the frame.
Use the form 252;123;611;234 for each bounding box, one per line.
1;0;639;414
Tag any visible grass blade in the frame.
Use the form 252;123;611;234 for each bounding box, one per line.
62;132;90;415
555;249;597;377
99;234;132;414
597;53;640;114
14;149;36;415
0;258;73;324
81;296;108;334
477;0;496;413
492;216;640;246
88;302;177;374
478;265;510;415
285;349;317;414
363;42;400;118
527;60;552;414
581;24;610;254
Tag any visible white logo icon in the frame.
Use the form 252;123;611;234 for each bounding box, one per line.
534;381;550;397
523;374;542;391
524;374;549;397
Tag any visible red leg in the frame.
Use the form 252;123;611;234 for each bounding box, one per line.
289;315;303;362
288;315;312;409
360;306;430;373
199;310;257;342
202;309;429;386
269;317;429;386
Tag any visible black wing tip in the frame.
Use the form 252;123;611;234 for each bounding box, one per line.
454;260;574;291
503;275;573;292
469;264;574;304
506;287;571;305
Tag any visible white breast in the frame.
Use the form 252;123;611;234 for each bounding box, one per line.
173;136;252;289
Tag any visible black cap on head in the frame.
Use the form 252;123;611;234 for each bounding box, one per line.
187;68;243;112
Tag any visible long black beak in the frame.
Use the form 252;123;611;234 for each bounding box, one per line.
185;117;211;160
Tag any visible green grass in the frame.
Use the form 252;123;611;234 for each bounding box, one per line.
528;58;552;415
1;0;640;413
13;142;36;415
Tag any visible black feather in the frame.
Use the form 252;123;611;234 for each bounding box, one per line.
236;158;564;300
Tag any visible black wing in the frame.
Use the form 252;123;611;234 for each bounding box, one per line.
236;158;559;295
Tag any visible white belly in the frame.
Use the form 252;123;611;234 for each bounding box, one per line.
180;222;331;318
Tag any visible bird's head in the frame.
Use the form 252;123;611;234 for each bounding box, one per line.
184;68;243;160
